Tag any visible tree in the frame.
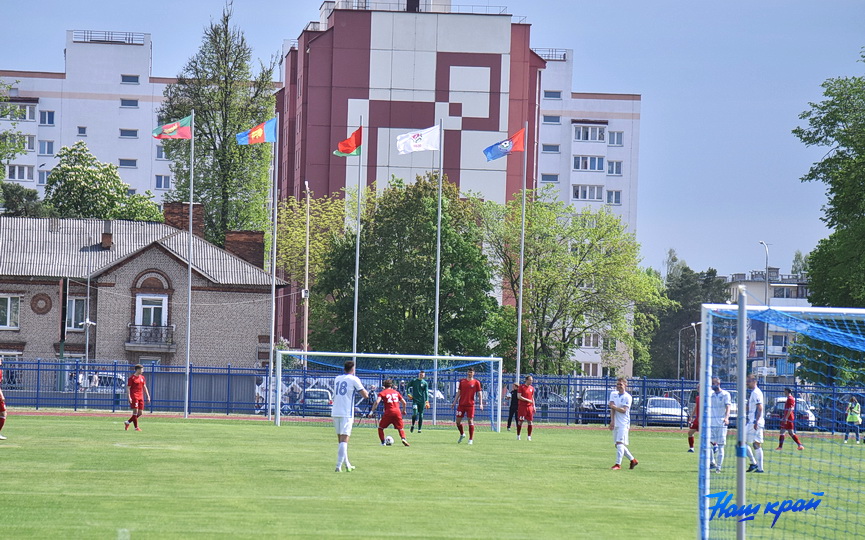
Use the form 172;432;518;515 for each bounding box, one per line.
0;182;53;217
0;80;26;165
481;187;666;375
159;2;276;247
793;50;865;307
43;141;162;221
791;249;810;275
276;189;348;283
311;173;500;357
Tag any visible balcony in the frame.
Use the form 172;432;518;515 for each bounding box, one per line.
125;324;177;353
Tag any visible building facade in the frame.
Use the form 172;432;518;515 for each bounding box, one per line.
0;31;174;201
275;1;546;346
536;48;641;377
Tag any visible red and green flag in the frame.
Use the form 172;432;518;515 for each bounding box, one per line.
153;115;193;139
333;127;362;157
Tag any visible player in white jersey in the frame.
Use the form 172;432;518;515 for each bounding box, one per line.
332;360;369;472
745;375;765;473
608;378;638;470
708;377;732;473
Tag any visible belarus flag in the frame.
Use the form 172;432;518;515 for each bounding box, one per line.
236;118;277;145
153;115;192;139
483;128;525;161
333;127;362;157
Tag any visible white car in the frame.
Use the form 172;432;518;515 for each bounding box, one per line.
642;397;688;425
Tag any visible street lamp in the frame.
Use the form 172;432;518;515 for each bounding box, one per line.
691;322;701;381
759;240;770;377
677;325;691;379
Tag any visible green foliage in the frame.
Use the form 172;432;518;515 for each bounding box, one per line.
0;181;54;217
793;51;865;307
276;189;347;283
159;2;276;247
311;173;499;356
42;141;162;221
648;262;729;378
0;80;26;164
632;267;671;377
481;186;666;376
792;335;865;386
791;249;810;275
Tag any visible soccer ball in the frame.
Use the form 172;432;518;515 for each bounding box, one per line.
384;435;394;446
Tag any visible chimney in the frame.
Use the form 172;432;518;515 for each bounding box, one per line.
101;220;113;249
163;202;205;237
224;231;266;269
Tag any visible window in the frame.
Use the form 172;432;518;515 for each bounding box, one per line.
540;174;559;183
118;159;137;168
603;337;617;351
1;104;35;121
543;115;561;124
121;74;140;84
0;296;20;328
120;99;138;108
39;110;55;125
127;189;137;196
155;175;171;190
574;125;605;142
136;295;167;326
608;131;623;146
119;129;138;138
772;335;789;347
38;170;51;185
156;145;165;159
7;165;34;181
25;135;35;151
606;190;622;205
573;155;605;171
573;185;604;201
542;144;560;153
66;298;87;331
78;126;87;136
774;287;795;299
543;90;562;99
579;333;600;348
38;140;54;155
607;160;622;175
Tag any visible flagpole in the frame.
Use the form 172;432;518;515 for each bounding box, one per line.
183;109;195;419
432;119;443;426
271;112;281;427
515;120;528;386
352;118;363;360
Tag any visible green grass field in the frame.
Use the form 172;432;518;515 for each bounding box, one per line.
0;413;860;539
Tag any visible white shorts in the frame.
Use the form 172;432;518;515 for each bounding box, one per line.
710;425;728;445
745;423;764;444
333;416;353;436
612;425;630;446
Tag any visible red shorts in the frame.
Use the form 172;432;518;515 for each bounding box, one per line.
780;421;794;431
379;412;404;430
689;420;699;431
130;397;146;410
518;406;534;422
456;405;475;419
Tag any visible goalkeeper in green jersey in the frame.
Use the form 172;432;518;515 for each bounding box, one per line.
407;371;430;433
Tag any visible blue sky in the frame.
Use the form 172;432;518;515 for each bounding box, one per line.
3;0;863;277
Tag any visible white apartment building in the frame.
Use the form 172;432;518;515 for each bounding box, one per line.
536;48;641;377
0;30;174;202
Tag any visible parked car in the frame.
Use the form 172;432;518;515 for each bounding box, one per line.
298;388;333;416
576;386;613;424
765;396;817;430
83;372;127;394
641;396;688;426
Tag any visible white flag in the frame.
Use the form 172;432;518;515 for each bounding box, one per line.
396;125;440;155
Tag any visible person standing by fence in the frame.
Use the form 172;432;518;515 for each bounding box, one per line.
124;364;150;431
844;395;861;444
0;357;8;440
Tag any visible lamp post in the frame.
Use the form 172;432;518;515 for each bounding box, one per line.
677;325;691;380
759;241;770;377
691;322;701;381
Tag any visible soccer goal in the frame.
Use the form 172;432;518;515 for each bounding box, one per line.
272;350;503;431
698;296;865;539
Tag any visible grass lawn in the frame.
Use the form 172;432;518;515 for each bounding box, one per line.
0;413;858;539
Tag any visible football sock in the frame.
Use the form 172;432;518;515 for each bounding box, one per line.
622;445;634;461
688;435;694;449
398;429;406;439
527;424;533;436
378;428;385;442
791;433;802;446
746;446;756;464
0;417;5;431
418;417;423;430
778;435;785;448
457;424;464;435
469;424;475;439
516;422;522;436
755;447;764;470
131;415;139;428
337;442;347;469
615;444;624;465
717;445;725;468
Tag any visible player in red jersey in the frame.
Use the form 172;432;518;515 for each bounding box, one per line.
687;394;700;452
776;387;805;451
453;368;483;444
369;379;410;446
0;357;8;440
516;375;535;441
124;364;150;431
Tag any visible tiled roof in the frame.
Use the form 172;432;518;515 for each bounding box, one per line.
0;217;283;287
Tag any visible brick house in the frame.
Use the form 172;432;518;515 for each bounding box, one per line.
0;203;284;368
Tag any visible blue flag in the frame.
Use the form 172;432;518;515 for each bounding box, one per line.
482;128;525;161
236;118;277;145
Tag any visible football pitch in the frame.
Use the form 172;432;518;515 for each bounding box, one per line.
0;413;855;539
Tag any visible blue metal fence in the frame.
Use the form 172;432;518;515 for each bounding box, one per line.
2;360;861;431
